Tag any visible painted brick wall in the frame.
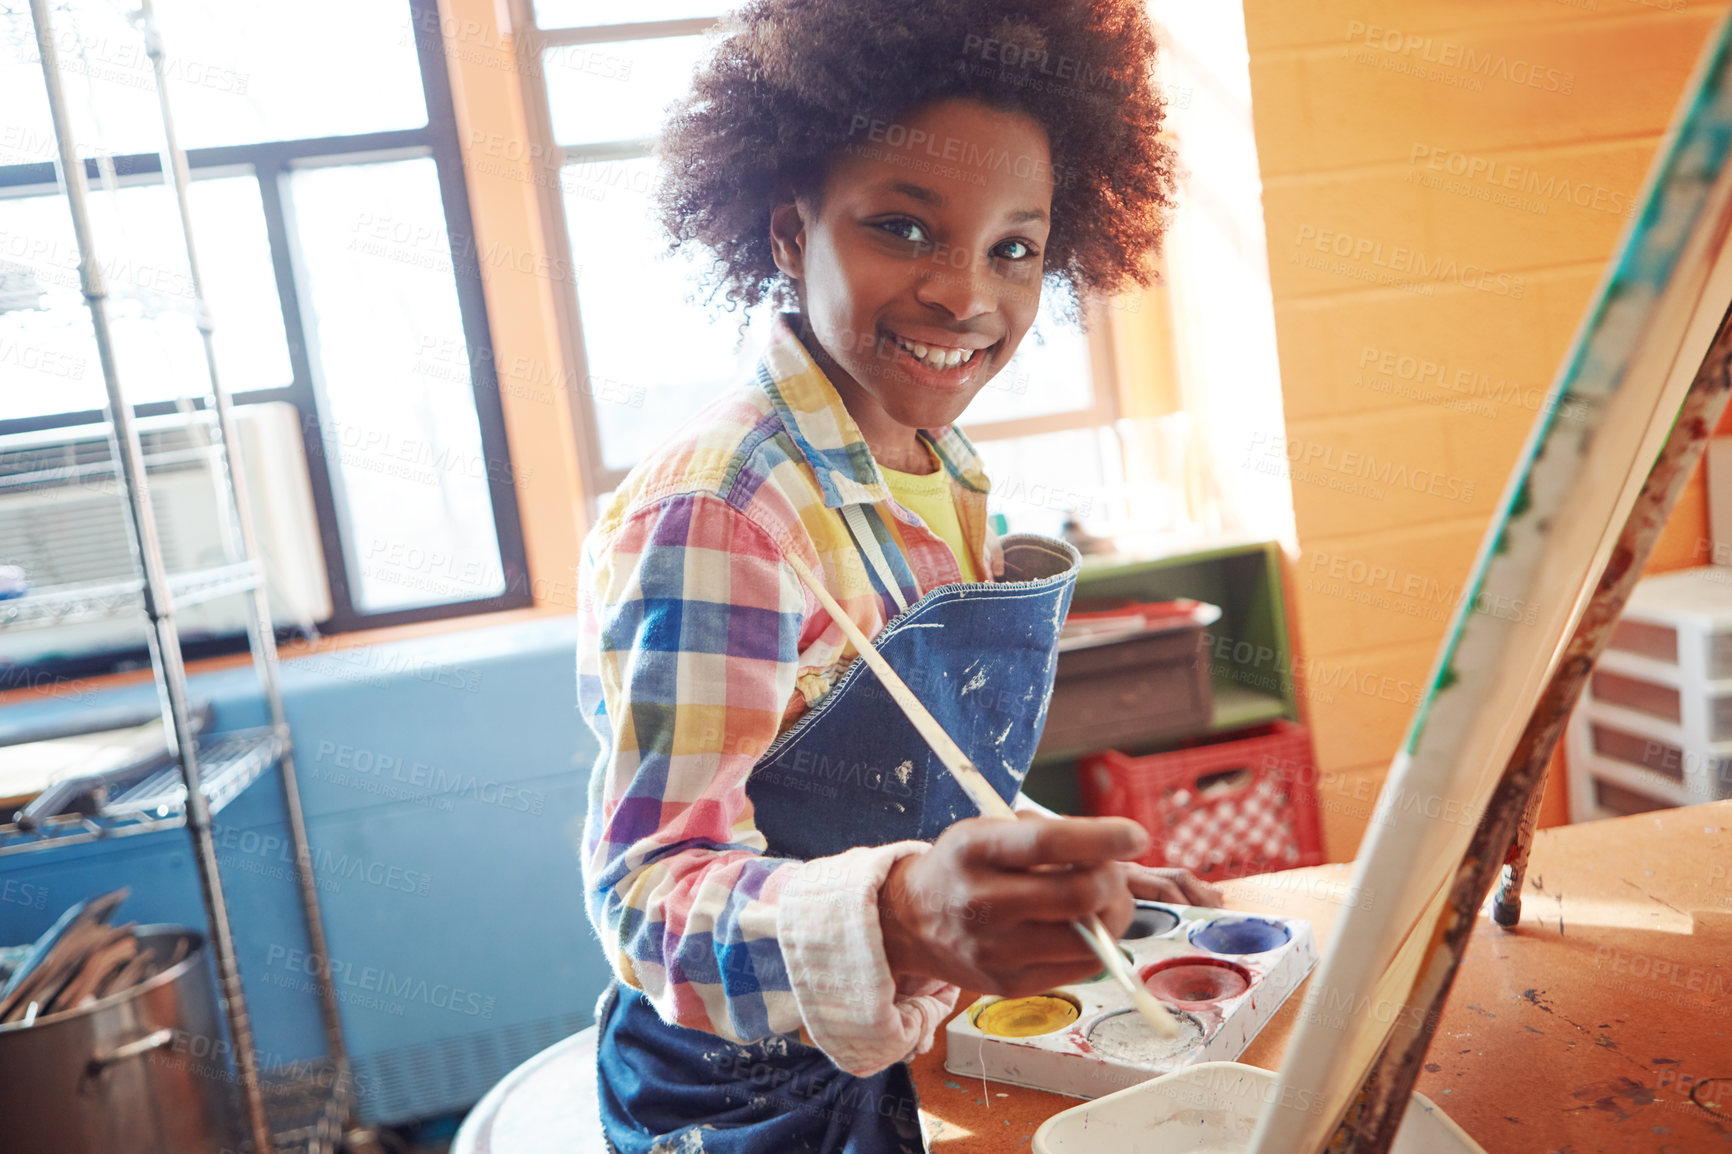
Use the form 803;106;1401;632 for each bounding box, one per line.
1241;0;1730;858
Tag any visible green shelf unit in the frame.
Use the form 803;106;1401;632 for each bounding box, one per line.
1024;539;1300;816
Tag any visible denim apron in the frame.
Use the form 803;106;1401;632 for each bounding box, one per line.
597;527;1081;1154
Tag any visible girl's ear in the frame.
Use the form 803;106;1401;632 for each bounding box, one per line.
768;198;807;283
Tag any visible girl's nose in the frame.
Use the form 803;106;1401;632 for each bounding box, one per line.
913;250;997;321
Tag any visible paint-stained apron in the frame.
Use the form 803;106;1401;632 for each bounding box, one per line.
596;529;1082;1153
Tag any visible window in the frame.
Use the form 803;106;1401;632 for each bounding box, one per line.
0;0;530;674
509;2;1120;536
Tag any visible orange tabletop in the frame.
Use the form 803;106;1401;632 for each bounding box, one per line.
911;800;1732;1152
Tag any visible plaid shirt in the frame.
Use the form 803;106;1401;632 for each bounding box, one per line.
578;315;1002;1076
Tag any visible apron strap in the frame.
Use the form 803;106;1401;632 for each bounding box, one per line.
840;503;911;615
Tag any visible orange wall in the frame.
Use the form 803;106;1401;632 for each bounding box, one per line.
1241;1;1731;859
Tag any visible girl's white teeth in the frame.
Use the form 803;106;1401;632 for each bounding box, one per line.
892;334;976;371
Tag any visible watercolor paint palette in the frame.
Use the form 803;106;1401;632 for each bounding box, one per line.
944;902;1316;1100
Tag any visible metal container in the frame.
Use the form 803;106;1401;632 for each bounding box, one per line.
0;925;240;1154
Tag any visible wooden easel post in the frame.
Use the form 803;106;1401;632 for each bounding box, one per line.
1333;308;1732;1154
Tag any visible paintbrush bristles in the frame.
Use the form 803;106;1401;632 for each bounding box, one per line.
1076;912;1182;1039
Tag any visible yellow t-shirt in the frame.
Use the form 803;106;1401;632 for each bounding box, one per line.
880;460;982;582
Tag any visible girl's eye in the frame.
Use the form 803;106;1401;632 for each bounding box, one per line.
877;218;930;245
994;239;1036;261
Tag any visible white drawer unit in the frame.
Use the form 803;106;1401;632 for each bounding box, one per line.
1567;567;1732;821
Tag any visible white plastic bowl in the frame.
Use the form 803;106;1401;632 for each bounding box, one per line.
1032;1061;1485;1154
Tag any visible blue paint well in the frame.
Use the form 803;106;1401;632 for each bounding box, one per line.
1190;916;1291;955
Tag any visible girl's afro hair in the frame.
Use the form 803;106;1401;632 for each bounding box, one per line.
654;0;1177;317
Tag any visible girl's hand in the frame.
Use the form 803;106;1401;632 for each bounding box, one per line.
1121;862;1224;908
986;534;1005;579
877;815;1148;996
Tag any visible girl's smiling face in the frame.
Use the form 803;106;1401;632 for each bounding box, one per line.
770;98;1053;449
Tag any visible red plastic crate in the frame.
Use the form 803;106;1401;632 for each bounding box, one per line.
1078;721;1325;880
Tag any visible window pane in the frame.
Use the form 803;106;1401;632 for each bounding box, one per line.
561;155;764;472
0;173;289;421
533;1;727;28
977;426;1124;540
188;177;294;393
543;36;709;147
961;293;1095;426
290;157;505;612
0;0;427;157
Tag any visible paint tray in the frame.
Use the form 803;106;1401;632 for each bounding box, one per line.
944;903;1315;1100
1031;1061;1486;1153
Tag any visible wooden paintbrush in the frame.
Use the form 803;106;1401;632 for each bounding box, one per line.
786;555;1180;1039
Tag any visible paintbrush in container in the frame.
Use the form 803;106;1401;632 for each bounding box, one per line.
786;556;1181;1040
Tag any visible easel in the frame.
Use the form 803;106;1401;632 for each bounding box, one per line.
1333;311;1732;1152
1246;11;1732;1152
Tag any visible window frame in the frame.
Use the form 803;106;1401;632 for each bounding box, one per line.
0;0;533;649
503;3;1121;511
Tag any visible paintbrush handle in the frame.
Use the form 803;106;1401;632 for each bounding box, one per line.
785;553;1015;820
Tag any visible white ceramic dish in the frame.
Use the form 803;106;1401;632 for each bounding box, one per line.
1032;1061;1486;1154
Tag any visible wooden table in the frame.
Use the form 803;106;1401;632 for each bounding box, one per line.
912;801;1732;1152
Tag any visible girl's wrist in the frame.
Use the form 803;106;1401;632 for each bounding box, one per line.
877;855;931;981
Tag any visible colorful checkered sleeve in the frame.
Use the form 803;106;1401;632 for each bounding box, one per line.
579;492;809;1044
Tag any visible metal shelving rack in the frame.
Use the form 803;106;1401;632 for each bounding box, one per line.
6;1;360;1150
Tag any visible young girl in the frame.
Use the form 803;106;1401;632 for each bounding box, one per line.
577;2;1218;1149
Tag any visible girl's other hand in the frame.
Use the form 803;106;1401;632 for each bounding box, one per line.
877;815;1148;997
1121;862;1224;908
